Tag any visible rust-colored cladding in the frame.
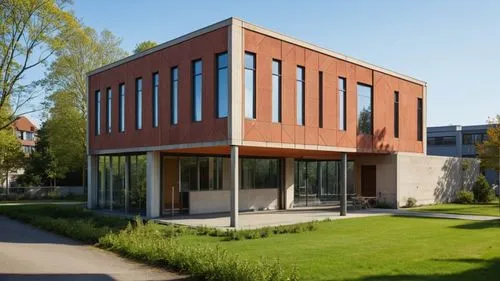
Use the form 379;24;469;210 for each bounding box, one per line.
243;29;423;153
88;28;228;153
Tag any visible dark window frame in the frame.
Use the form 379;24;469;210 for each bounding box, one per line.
192;59;203;122
319;71;323;128
118;83;125;132
216;52;228;119
356;82;373;135
244;52;256;119
171;66;179;125
417;97;423;141
272;59;282;123
394;91;399;138
296;65;305;126
152;72;159;128
95;90;101;136
338;77;347;131
106;87;112;134
135;77;143;130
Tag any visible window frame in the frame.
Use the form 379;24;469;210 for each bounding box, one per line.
319;71;323;128
356;82;373;135
192;59;203;122
417;97;423;141
394;91;399;138
135;78;143;130
118;83;125;132
296;65;305;126
106;87;112;134
171;66;179;125
244;52;256;119
216;52;229;118
95;90;101;136
338;77;347;131
152;72;159;128
272;59;282;123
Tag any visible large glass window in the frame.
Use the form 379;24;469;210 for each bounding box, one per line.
245;52;256;119
296;66;305;125
171;67;178;125
136;78;143;129
119;84;125;132
357;83;372;135
272;59;281;123
394;91;399;138
241;158;280;189
106;88;112;133
216;53;228;118
192;60;203;122
129;155;147;214
180;157;225;191
152;72;159;127
338;77;346;131
95;90;101;136
417;98;423;141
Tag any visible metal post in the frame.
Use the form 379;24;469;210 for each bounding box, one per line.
340;153;347;216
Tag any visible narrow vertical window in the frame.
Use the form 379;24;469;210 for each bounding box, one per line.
338;77;346;131
272;59;281;123
319;71;323;128
417;97;423;141
118;84;125;132
244;52;256;119
95;90;101;136
192;59;203;122
135;78;143;129
394;91;399;138
216;53;228;118
152;72;159;127
357;83;372;135
106;88;112;134
296;66;305;126
171;67;178;125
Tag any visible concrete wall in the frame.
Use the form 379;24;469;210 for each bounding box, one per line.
397;154;479;207
189;188;278;215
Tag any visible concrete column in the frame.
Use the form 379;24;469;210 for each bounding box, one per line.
230;145;239;227
340;153;347;216
284;158;295;209
228;19;243;146
146;151;161;218
87;155;98;209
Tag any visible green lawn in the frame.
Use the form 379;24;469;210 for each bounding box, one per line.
409;200;500;217
178;216;500;281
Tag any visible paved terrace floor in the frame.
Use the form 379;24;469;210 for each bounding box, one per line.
155;207;499;229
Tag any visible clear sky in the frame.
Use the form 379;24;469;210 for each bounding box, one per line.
27;0;500;126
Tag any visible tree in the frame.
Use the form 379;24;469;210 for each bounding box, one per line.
477;115;500;172
133;40;157;54
0;0;78;130
44;25;127;186
0;128;25;191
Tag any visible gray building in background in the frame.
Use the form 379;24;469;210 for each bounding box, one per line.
427;124;498;187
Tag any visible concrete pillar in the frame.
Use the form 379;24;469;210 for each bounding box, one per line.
146;151;161;218
230;145;239;227
340;153;347;216
87;155;98;209
284;158;295;209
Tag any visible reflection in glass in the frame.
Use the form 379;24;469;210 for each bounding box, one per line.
244;53;256;119
272;60;281;123
296;66;305;125
357;84;372;135
192;60;203;121
217;53;228;118
171;67;178;124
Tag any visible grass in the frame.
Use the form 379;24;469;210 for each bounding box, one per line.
409;199;500;217
0;204;499;281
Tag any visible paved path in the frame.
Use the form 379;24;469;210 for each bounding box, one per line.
0;216;187;281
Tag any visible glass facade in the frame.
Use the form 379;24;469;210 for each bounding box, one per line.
241;158;280;189
171;67;178;125
296;66;305;125
136;78;143;129
338;77;346;131
357;83;372;135
272;60;281;123
216;53;228;118
180;156;225;191
192;60;203;122
294;160;355;206
119;84;125;132
245;52;256;119
152;72;159;127
96;154;146;215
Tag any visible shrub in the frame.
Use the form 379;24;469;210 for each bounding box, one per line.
472;174;495;203
406;197;417;208
455;190;474;204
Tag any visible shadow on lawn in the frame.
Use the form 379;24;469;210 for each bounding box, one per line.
340;258;500;281
452;219;500;230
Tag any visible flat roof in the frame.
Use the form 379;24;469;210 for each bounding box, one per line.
88;17;426;86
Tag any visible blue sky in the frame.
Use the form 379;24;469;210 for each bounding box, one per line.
28;0;500;126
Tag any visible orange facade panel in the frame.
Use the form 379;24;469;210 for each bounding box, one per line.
242;29;423;154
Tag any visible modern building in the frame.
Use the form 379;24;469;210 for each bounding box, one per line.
1;116;38;188
86;17;448;227
428;124;498;187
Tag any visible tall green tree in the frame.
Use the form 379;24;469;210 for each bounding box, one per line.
477;115;500;172
133;40;157;54
0;128;24;190
44;25;127;186
0;0;78;129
